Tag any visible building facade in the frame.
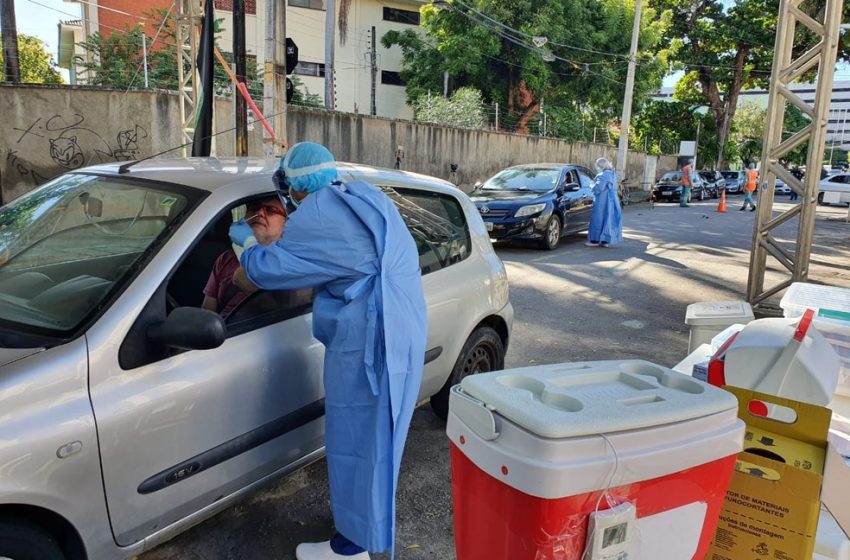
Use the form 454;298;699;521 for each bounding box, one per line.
56;0;423;120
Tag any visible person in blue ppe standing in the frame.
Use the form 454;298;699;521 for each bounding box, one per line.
229;142;428;560
585;157;623;248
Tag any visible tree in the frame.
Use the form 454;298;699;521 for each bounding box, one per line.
731;101;811;166
649;0;850;167
383;0;668;136
632;100;722;163
413;87;487;128
0;33;63;84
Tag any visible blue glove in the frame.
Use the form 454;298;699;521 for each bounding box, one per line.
229;220;258;249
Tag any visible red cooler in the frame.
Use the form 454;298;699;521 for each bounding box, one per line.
447;359;744;560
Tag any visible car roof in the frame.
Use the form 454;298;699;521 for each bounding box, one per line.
77;157;462;196
503;163;579;171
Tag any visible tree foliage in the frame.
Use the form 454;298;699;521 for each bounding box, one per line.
0;33;63;84
383;0;668;138
731;101;810;167
413;87;487;128
649;0;850;167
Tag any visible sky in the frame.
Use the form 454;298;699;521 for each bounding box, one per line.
12;0;850;88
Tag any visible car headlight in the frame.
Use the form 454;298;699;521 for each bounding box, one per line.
515;203;546;217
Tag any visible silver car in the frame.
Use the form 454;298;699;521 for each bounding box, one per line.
0;158;513;560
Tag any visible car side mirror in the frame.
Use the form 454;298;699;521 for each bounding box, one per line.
147;307;226;350
473;181;482;189
566;183;581;192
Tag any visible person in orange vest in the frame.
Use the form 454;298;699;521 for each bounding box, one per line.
742;162;758;211
680;158;695;208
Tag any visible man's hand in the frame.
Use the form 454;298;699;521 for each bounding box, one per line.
232;266;258;295
229;220;258;248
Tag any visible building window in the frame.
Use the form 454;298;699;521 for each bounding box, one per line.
383;7;420;25
288;0;324;10
293;61;325;78
214;0;257;15
381;71;404;86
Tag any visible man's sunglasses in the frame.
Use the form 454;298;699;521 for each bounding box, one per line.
246;203;287;218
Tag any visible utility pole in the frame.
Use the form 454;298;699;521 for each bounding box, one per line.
443;71;449;96
142;34;150;88
233;0;248;156
324;0;335;110
263;0;287;156
495;102;499;132
615;0;642;179
747;0;843;312
370;26;377;116
1;0;21;83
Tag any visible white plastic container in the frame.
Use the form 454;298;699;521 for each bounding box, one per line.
725;317;841;406
447;359;745;560
685;301;754;354
781;282;850;396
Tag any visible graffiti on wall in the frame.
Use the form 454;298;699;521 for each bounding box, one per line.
6;112;149;188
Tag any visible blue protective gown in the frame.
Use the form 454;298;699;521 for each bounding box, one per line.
588;169;623;245
240;180;428;553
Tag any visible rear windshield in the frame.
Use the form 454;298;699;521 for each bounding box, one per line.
660;172;681;181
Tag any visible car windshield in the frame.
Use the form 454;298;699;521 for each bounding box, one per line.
0;173;200;340
720;171;740;179
660;172;681;181
481;167;560;192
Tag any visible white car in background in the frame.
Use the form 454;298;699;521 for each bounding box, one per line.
818;173;850;205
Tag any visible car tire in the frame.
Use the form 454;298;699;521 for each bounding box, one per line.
0;520;66;560
539;214;561;251
430;326;505;421
818;192;825;205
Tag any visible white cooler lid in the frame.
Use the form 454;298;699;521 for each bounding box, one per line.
685;301;755;326
459;359;739;439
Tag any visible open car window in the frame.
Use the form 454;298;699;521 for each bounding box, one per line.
0;173;201;340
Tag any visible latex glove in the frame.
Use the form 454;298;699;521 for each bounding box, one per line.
229;220;257;249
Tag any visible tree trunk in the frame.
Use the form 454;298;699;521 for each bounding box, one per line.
696;45;750;168
513;80;537;135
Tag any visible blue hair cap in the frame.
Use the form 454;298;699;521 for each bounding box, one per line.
281;142;339;193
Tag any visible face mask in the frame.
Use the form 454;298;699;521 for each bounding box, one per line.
596;167;603;175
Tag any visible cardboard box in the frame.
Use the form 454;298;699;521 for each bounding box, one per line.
823;431;850;537
708;387;832;560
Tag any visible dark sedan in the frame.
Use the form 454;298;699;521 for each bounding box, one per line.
652;171;707;202
470;164;595;250
698;170;723;199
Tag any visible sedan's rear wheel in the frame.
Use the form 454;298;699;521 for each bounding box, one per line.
539;214;561;251
430;326;505;421
818;192;825;205
0;520;65;560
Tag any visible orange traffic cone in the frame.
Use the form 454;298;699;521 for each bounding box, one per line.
717;189;727;213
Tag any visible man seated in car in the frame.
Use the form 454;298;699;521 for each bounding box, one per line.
201;196;287;318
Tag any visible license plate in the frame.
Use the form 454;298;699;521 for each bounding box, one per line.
662;192;672;197
485;221;494;232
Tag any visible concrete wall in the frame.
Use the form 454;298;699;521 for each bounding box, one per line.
1;85;676;202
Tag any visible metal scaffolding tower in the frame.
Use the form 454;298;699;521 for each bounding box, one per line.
176;0;203;153
746;0;843;314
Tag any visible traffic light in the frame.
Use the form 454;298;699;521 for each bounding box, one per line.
285;37;298;103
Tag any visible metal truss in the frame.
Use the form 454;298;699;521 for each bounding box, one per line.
746;0;844;314
176;0;203;152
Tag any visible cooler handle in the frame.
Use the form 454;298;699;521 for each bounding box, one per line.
448;387;500;441
754;309;815;398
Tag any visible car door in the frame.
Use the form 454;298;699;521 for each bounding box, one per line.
560;168;587;232
86;191;326;546
573;167;595;229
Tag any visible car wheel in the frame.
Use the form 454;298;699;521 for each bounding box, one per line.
818;192;825;205
0;520;65;560
430;326;505;421
538;214;561;251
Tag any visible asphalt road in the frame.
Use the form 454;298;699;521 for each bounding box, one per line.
141;194;850;560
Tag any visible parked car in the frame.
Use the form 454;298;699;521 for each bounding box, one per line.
773;176;791;195
0;158;514;560
720;170;745;193
818;173;850;205
652;171;707;202
469;164;596;250
698;170;724;198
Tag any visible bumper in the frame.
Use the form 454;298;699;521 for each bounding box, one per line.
654;190;683;201
483;213;549;241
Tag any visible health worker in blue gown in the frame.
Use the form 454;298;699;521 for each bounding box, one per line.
229;142;428;560
585;157;623;248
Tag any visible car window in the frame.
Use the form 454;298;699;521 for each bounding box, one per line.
578;170;593;188
481;167;561;192
565;170;580;186
380;186;471;275
661;172;681;181
0;173;201;337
